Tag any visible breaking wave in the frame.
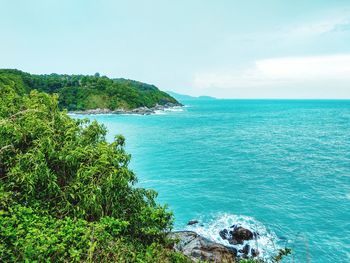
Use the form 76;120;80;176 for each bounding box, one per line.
185;213;281;261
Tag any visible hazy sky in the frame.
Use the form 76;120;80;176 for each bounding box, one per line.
1;0;350;98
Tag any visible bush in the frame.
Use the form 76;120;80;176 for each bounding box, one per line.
0;204;190;262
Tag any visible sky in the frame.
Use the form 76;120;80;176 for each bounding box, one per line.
1;0;350;98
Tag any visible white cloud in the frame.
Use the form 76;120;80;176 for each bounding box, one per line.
193;54;350;98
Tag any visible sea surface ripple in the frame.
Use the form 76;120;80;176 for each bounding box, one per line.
74;100;350;262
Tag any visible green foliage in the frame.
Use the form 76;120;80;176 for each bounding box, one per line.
0;83;188;262
0;69;180;111
272;248;292;262
0;204;189;262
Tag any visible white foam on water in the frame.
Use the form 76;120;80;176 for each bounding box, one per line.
69;106;184;117
185;213;281;262
68;113;115;117
164;106;184;112
154;106;185;115
154;110;167;115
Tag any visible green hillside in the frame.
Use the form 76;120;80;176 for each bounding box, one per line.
0;73;190;262
0;69;180;111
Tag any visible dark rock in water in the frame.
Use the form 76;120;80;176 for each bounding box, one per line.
187;220;199;225
218;226;254;245
239;244;250;255
231;226;253;243
131;106;154;115
228;238;239;245
251;248;259;257
168;231;237;262
244;244;250;255
219;229;229;240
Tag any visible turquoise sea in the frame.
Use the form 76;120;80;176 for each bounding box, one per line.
73;100;350;262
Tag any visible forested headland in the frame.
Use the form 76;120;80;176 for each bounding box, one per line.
0;69;180;112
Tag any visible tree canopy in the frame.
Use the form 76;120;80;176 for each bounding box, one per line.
0;69;180;111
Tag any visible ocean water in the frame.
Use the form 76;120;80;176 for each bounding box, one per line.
73;100;350;262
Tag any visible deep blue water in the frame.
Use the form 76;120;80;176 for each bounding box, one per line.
73;100;350;262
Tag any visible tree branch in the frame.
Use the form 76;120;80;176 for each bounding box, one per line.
0;144;14;154
9;109;41;120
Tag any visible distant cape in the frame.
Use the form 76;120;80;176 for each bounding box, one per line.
166;91;217;102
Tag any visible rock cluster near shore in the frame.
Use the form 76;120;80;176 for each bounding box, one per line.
219;225;256;245
71;102;181;115
219;225;259;259
169;221;261;262
169;231;237;263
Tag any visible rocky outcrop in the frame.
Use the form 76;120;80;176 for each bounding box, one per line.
168;231;237;262
220;225;254;245
218;225;259;259
169;224;261;262
71;102;182;115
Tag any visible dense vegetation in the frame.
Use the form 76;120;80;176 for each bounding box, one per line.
0;76;189;262
0;69;180;111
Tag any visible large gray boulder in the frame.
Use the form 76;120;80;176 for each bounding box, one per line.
168;231;237;262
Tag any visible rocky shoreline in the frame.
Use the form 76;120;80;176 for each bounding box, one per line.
70;102;182;115
170;222;261;262
169;231;237;262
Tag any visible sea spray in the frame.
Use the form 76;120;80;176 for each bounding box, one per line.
185;213;281;261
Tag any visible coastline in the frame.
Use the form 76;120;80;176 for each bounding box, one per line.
169;220;268;262
69;102;183;115
181;214;280;262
